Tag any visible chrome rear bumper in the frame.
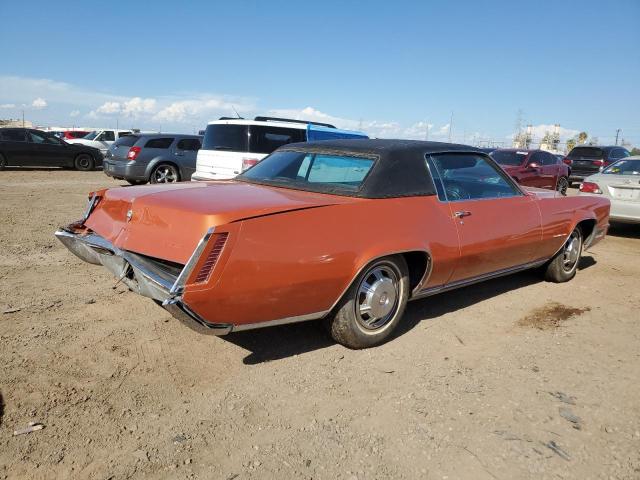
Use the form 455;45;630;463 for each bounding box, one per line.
55;228;233;335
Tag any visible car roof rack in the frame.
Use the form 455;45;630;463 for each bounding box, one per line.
253;116;336;129
219;116;245;120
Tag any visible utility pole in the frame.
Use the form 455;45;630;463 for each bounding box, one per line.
615;129;621;146
448;112;453;142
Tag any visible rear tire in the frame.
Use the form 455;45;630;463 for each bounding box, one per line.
150;163;180;183
325;255;409;349
543;226;582;283
74;154;95;171
556;176;569;196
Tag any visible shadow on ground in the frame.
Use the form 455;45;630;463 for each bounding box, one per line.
223;265;582;363
607;223;640;239
0;392;4;427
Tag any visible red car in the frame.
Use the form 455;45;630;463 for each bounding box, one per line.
56;140;609;349
490;149;570;195
62;130;90;140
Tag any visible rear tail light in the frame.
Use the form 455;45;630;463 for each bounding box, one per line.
579;181;602;194
591;159;605;166
241;158;259;172
194;233;229;283
562;157;572;165
127;146;141;161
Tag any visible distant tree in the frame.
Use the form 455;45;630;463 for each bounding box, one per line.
577;132;588;144
566;138;576;152
631;147;640;156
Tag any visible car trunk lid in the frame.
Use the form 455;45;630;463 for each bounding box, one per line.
83;180;356;264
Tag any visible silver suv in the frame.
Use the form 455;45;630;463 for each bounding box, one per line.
103;133;202;184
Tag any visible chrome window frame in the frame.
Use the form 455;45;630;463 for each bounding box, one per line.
425;152;525;203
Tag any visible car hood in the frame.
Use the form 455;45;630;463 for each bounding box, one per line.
84;180;358;264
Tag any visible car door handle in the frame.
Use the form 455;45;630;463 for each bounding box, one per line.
174;152;184;156
453;211;472;218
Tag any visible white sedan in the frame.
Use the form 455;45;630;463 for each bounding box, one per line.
579;156;640;224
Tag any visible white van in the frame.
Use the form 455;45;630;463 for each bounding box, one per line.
192;116;368;180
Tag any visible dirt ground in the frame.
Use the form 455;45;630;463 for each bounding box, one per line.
1;169;639;480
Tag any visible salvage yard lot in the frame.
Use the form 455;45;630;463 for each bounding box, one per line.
1;169;639;480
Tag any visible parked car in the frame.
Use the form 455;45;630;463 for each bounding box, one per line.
579;156;640;224
103;133;203;185
61;130;91;140
56;139;609;349
192;116;368;180
66;129;134;156
490;149;570;194
0;128;103;170
565;146;630;184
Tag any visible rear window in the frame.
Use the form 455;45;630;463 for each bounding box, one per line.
568;147;604;159
249;126;306;154
0;129;27;142
239;150;374;194
144;137;174;149
114;135;140;147
490;151;528;166
202;124;248;152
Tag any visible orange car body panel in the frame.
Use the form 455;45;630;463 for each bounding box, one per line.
81;180;609;328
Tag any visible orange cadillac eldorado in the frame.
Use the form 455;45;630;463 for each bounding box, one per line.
56;139;610;348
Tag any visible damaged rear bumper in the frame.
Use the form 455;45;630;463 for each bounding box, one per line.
55;228;233;335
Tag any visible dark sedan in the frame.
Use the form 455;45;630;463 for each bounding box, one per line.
0;128;103;171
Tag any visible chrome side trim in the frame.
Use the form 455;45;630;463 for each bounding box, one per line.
163;298;233;335
82;193;99;222
170;227;215;295
411;259;548;299
232;310;330;332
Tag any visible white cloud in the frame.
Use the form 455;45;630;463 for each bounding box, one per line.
70;110;80;117
95;101;121;115
153;97;251;123
0;103;16;109
31;97;47;109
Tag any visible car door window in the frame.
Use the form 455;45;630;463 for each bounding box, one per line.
527;152;543;166
0;129;27;142
29;131;59;144
541;152;556;165
97;131;115;142
176;139;201;151
428;153;522;201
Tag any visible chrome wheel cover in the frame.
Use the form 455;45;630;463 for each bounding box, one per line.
78;156;90;168
355;264;400;330
562;230;581;272
154;165;178;183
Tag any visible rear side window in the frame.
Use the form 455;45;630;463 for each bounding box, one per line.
114;135;140;147
144;137;174;149
0;129;27;142
97;131;116;142
249;126;306;154
541;152;556;165
490;150;528;166
568;147;604;159
609;148;629;160
202;124;248;152
176;138;201;151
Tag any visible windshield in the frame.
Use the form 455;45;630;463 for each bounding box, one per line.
239;150;375;194
603;159;640;175
82;131;99;140
490;150;528;166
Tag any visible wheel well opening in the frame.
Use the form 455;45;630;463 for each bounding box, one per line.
401;251;430;293
577;219;596;242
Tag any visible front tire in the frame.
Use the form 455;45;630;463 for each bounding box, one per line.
74;154;95;171
543;227;582;283
150;163;180;183
325;255;409;349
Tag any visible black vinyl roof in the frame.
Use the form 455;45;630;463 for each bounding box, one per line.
279;139;484;199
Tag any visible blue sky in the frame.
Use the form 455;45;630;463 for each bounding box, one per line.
1;0;638;146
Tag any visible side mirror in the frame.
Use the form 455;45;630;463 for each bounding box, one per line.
527;162;541;169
